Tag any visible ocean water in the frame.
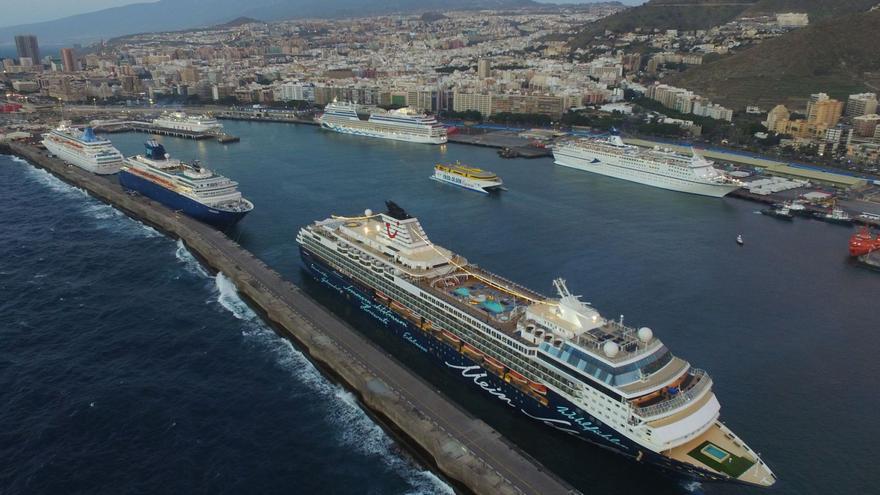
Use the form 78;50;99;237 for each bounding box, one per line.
4;120;880;495
0;156;452;495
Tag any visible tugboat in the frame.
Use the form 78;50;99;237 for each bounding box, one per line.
818;207;853;226
761;204;794;221
786;201;810;217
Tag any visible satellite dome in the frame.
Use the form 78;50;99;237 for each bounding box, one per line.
364;208;373;217
603;341;619;358
638;327;654;343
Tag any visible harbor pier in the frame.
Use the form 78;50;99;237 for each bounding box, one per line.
1;141;577;495
91;121;239;144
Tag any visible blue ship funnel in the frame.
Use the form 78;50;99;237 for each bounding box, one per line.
82;127;98;142
144;139;167;160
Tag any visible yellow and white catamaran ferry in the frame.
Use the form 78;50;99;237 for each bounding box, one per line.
431;162;504;194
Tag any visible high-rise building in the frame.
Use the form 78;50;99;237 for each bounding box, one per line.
845;93;878;118
853;114;880;137
806;93;843;127
477;59;491;79
15;35;40;64
765;105;791;133
61;48;76;72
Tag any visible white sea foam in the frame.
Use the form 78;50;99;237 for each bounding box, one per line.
18;162;160;238
212;273;453;494
681;480;704;494
175;239;210;278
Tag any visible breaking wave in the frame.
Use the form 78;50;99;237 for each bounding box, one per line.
18;160;159;238
175;239;210;278
211;273;453;494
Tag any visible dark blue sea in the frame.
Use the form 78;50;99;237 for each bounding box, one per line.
3;120;879;495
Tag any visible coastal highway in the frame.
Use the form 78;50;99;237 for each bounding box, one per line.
3;141;578;495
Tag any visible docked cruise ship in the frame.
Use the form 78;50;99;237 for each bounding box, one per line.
318;100;447;144
553;135;741;197
152;112;223;133
296;202;776;487
431;162;504;194
119;140;253;227
42;123;124;175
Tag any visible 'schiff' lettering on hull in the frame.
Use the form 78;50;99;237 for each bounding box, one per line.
445;362;514;408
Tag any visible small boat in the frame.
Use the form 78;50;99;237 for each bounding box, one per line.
736;234;744;246
818;207;853;226
786;201;810;217
761;205;794;221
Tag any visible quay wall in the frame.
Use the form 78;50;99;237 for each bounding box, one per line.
0;141;574;495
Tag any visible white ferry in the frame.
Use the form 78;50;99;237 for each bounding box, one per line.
431;162;504;193
553;134;741;197
318;100;447;144
152;112;223;133
296;202;776;488
41;123;124;175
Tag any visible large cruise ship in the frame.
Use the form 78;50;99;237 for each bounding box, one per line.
296;202;776;487
553;135;741;197
318;100;447;144
119;140;253;227
152;112;223;133
42;123;123;175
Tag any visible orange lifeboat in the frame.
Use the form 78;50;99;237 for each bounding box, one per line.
850;226;880;257
440;330;462;349
529;381;548;396
461;344;484;362
483;356;505;376
505;370;528;387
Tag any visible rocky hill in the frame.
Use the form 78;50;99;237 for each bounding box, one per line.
668;8;880;109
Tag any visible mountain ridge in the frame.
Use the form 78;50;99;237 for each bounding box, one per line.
0;0;538;46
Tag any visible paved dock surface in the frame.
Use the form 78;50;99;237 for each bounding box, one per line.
3;142;578;495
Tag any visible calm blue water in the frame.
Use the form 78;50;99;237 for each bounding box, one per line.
4;119;879;495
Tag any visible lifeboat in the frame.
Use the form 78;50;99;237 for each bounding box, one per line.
389;300;411;316
505;370;529;387
374;291;390;303
529;381;548;396
440;330;462;349
483;356;505;376
461;344;484;362
850;227;880;257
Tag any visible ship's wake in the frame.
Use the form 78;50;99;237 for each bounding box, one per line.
680;480;704;494
211;273;453;495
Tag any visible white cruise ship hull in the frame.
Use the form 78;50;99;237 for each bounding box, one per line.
321;121;447;145
553;149;739;198
42;139;122;175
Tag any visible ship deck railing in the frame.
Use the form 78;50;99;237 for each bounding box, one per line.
418;278;520;334
573;320;661;362
632;369;711;419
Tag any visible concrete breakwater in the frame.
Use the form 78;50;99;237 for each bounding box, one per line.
1;141;576;495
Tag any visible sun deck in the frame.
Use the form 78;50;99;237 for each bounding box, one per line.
666;421;776;487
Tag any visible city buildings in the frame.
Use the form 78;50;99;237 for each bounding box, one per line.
845;93;878;118
61;48;77;73
14;35;40;63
